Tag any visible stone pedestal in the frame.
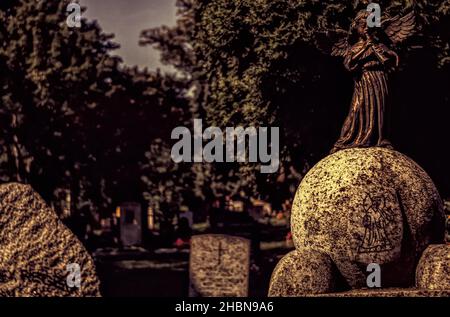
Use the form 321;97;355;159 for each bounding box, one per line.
268;249;336;296
269;148;447;296
416;244;450;290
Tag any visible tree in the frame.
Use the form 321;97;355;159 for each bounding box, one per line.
142;0;450;203
0;1;192;225
1;1;120;208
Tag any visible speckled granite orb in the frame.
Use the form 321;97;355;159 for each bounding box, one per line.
312;288;450;297
0;183;101;297
268;250;336;296
289;147;445;289
416;244;450;290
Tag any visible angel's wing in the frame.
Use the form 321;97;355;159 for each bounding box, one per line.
314;28;349;57
382;11;416;45
331;37;350;57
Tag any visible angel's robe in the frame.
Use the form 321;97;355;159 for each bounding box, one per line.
331;41;394;153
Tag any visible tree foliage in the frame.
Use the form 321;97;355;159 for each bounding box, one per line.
143;0;450;202
0;1;190;219
1;0;448;226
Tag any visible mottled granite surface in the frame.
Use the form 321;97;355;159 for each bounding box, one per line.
416;244;450;290
310;288;450;297
291;147;445;288
0;183;100;296
270;148;447;296
269;249;336;296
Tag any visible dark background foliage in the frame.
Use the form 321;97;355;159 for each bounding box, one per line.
0;0;448;225
141;0;450;204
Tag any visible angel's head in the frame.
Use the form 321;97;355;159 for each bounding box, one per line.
350;10;371;41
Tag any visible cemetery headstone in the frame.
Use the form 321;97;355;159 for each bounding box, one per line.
120;202;142;246
189;234;250;297
180;210;194;227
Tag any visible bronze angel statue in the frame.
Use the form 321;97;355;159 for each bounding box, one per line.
320;9;416;153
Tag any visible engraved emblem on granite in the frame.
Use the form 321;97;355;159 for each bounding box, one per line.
358;194;394;253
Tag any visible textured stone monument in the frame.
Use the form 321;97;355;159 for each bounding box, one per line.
416;244;450;291
269;7;449;297
189;234;250;297
269;147;447;296
0;183;100;296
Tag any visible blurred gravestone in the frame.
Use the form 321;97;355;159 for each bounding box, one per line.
189;234;250;297
120;202;142;246
180;210;194;227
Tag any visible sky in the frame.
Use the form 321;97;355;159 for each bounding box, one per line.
79;0;177;71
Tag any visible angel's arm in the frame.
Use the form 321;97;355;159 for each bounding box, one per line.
370;41;400;67
344;42;370;71
386;48;400;67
